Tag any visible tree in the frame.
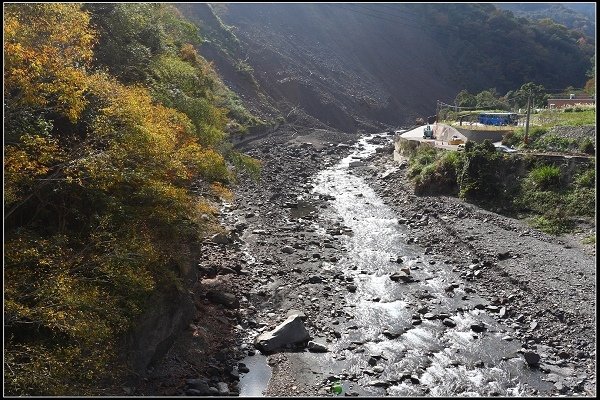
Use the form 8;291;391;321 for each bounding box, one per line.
475;88;509;110
4;3;244;395
584;55;595;96
454;90;477;108
4;3;96;122
507;82;548;109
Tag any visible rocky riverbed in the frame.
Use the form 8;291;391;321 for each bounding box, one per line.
134;127;595;397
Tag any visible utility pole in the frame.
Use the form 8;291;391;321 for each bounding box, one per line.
524;91;532;146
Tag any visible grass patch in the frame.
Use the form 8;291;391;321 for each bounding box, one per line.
582;235;596;245
529;214;575;235
532;108;596;127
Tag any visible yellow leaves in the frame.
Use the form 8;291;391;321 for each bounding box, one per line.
4;134;66;205
4;4;96;121
179;43;201;66
211;182;233;202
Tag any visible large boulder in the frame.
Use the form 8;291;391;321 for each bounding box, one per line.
254;315;311;352
206;290;239;309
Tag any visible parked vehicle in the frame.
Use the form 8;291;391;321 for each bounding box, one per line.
423;125;434;139
448;135;464;145
494;144;517;153
478;112;519;126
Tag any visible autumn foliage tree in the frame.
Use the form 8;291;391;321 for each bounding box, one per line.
4;3;257;395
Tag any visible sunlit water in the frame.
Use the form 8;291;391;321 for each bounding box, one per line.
310;133;551;396
240;133;552;396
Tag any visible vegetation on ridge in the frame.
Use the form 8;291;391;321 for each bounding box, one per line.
4;3;259;395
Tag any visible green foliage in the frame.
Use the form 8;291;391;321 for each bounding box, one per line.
503;83;547;109
454;90;477;108
494;3;595;37
403;141;594;236
474;89;509;110
82;3;200;84
582;235;596;245
502;127;547;148
573;167;595;188
421;4;594;93
407;145;438;179
516;162;595;233
565;166;596;216
415;150;464;194
458;140;502;201
529;214;575;235
4;3;259;396
527;164;561;190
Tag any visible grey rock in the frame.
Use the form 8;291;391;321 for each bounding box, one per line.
470;323;487;333
234;221;248;231
367;380;389;387
442;318;457;327
423;313;437;320
286;309;307;320
206;290;239;309
554;381;569;394
382;329;401;339
307;341;329;353
255;315;311;352
557;350;571;359
516;314;525;322
211;232;232;244
282;245;295;254
524;351;541;366
390;271;414;283
217;382;230;395
238;363;250;373
530;321;539;330
186;379;210;393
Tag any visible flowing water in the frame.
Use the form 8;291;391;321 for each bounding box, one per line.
240;133;552;396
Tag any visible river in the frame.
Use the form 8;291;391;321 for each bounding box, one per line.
240;133;552;396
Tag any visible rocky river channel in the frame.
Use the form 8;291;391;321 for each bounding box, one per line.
233;133;566;397
137;128;594;397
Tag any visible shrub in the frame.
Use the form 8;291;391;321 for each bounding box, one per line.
408;145;438;178
579;138;595;154
502;127;547;148
528;164;561;190
574;167;595;188
565;187;595;217
457;140;501;201
530;214;574;235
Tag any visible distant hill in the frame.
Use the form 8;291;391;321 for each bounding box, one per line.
177;3;595;132
494;3;595;37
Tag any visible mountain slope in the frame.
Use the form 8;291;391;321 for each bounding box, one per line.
495;3;595;36
178;3;594;132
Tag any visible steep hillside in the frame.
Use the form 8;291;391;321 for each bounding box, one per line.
177;3;594;133
495;3;595;37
